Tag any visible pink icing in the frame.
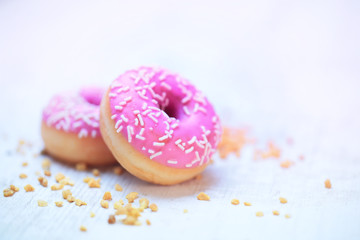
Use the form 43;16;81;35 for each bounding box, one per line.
108;66;222;169
42;86;104;138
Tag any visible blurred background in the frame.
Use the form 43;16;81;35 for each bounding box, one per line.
0;0;359;138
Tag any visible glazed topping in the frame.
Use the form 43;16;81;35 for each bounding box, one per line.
108;66;222;169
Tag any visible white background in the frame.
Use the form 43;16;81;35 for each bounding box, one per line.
0;0;359;239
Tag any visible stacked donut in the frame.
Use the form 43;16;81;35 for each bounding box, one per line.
42;67;221;185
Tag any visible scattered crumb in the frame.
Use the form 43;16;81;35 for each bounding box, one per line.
90;212;95;218
51;184;64;191
272;210;280;216
103;191;112;201
254;142;281;160
38;176;48;187
92;169;100;177
139;198;149;211
42;158;51;170
244;202;252;206
146;219;151;226
55;201;63;207
113;166;124;175
108;215;116;224
37;200;48;207
126;192;139;203
149;203;158;212
231;199;240;205
88;178;101;188
256;211;264;217
24;184;35;192
10;185;19;192
22;162;28;167
122;207;141;226
114;200;125;210
62;189;72;199
101;200;109;209
3;188;15;197
115;184;123;192
44;170;51;177
285;214;291;219
197;192;210;201
325;179;332;189
59;177;75;186
75;199;87;206
67;195;76;203
75;163;87;171
279;197;288;204
80;225;87;232
115;206;126;215
55;173;65;183
217;127;249;159
183;209;188;213
280;160;294;169
83;177;91;183
19;173;27;179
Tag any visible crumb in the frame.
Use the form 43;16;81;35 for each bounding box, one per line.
55;173;65;183
254;142;281;160
42;158;51;170
115;206;126;215
3;188;15;197
80;225;87;232
22;162;28;167
24;184;35;192
75;199;87;206
325;179;332;189
92;169;100;177
19;173;27;179
285;214;291;219
75;163;87;171
280;160;294;169
139;198;149;211
90;212;95;218
256;211;264;217
37;200;48;207
217;127;249;159
55;201;63;207
10;185;19;192
88;178;101;188
272;210;280;216
51;184;64;191
113;166;124;175
197;192;210;201
44;170;51;177
103;191;112;201
183;209;188;213
83;177;91;183
38;176;48;187
101;200;109;209
231;199;240;205
62;189;72;199
115;184;123;192
126;192;139;203
114;200;124;210
146;219;151;226
67;195;76;203
244;202;252;206
108;215;116;224
279;197;287;204
149;203;158;212
122;207;141;226
59;177;75;186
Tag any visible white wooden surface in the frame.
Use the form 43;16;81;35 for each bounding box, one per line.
1;1;360;239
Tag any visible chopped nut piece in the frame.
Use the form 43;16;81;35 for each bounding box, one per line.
92;169;100;177
22;162;28;167
231;199;240;205
42;158;51;170
19;173;27;179
101;200;109;209
103;191;112;201
37;200;48;207
126;192;139;203
76;163;87;171
75;199;87;206
10;185;19;192
90;212;95;218
55;201;63;207
38;176;48;187
51;184;64;191
183;209;188;213
115;184;123;192
62;189;72;199
113;166;124;175
197;192;210;201
139;198;149;211
146;219;151;226
108;215;116;224
256;211;264;217
149;203;158;212
244;202;252;206
285;214;291;219
80;225;87;232
272;210;280;216
24;184;35;192
55;173;65;183
280;160;294;169
3;188;15;197
279;197;288;204
67;195;76;203
88;178;101;188
325;179;332;189
44;170;51;177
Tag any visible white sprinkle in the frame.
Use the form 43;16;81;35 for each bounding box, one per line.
121;114;129;122
111;83;122;89
137;91;149;100
142;109;152;116
142;147;146;151
109;93;117;98
116;125;123;133
111;114;117;119
148;149;155;154
164;121;170;130
188;136;197;145
148;106;160;111
134;118;139;126
91;130;97;138
195;151;201;162
133;110;140;114
127;126;133;143
193;103;199;113
175;139;182;145
196;140;205;149
115;106;123;110
116;86;130;93
185;163;192;168
135;135;145;140
167;160;178;164
142;102;148;110
119;101;127;106
124;96;132;102
115;119;123;129
181;92;192;104
155;112;161;117
139;128;145;136
171;123;179;129
198;107;207;113
183;106;190;116
73;121;82;129
158;135;169;141
212;116;217;123
137;114;144;126
151;99;158;105
148;114;158;123
150;151;162;160
78;129;88;138
153;142;165;147
185;146;194;154
160;82;172;90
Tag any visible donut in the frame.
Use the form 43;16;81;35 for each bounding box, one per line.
100;67;221;185
41;87;116;166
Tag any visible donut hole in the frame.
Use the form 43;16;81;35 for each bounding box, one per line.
79;87;103;106
162;104;179;119
159;94;184;120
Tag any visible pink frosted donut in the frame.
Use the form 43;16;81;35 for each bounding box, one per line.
41;87;116;166
100;67;221;185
